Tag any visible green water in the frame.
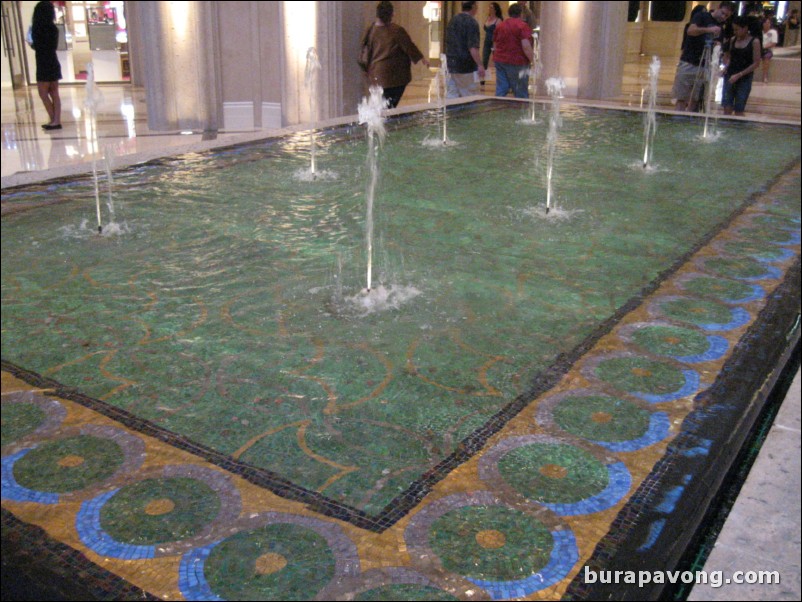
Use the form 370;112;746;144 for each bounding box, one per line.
2;103;799;513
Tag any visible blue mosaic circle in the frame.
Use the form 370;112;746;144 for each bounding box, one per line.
619;322;728;363
675;273;765;304
2;425;144;504
405;491;578;600
535;389;670;453
478;435;631;515
650;296;751;332
179;512;360;601
584;352;701;403
77;464;241;559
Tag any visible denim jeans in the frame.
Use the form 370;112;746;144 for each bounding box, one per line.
495;63;530;99
722;73;753;113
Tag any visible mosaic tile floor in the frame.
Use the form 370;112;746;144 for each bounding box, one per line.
2;139;800;599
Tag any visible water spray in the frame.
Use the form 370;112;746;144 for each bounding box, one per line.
358;85;388;292
305;47;321;177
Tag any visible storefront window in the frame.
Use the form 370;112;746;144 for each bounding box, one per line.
23;0;128;84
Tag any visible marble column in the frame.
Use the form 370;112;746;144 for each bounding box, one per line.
539;1;628;100
127;1;221;132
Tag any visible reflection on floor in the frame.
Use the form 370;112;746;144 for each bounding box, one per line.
2;56;799;187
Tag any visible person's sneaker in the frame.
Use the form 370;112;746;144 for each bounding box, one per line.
43;124;62;130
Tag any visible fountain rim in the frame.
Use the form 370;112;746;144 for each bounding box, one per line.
3;95;798;192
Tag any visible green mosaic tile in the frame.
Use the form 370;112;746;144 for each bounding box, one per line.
659;298;735;326
594;357;685;395
703;256;773;279
722;240;789;261
355;584;458;601
100;477;219;545
682;276;757;302
498;443;609;503
552;395;651;442
1;402;46;446
429;505;552;581
631;325;709;357
204;523;335;601
13;435;124;493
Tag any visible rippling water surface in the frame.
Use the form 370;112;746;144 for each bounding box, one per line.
2;103;799;513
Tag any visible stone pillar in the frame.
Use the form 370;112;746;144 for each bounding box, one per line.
128;1;221;131
539;1;628;100
279;1;363;126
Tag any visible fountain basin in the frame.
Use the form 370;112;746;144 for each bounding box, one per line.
1;99;800;600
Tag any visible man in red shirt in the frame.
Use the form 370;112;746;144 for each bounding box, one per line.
492;3;534;98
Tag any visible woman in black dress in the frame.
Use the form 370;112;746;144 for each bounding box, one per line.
31;0;62;130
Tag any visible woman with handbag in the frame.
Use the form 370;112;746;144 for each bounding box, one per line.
360;1;429;108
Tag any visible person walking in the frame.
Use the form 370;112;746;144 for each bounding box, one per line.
492;3;533;99
31;0;63;130
361;1;429;109
444;1;485;98
480;2;503;87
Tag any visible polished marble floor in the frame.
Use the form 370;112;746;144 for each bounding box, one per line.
2;56;800;189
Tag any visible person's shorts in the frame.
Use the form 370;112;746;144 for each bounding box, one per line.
762;49;773;59
671;61;704;102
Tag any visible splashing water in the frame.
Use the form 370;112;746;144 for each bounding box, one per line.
358;85;388;292
305;47;321;176
520;36;544;124
103;145;115;221
427;54;456;146
642;56;660;169
703;45;722;140
84;63;105;233
343;283;422;316
545;77;565;214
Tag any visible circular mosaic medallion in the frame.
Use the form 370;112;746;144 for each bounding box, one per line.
405;491;578;599
630;324;706;356
720;240;794;263
203;523;334;600
737;217;800;245
535;389;670;452
677;274;764;304
653;296;751;331
430;505;552;581
557;395;664;443
499;443;608;505
1;392;66;449
99;477;220;546
699;256;780;281
622;323;728;363
12;435;125;494
179;512;360;601
77;464;241;559
478;436;631;517
3;425;145;504
590;355;699;403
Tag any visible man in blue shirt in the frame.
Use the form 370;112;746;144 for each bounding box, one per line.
445;1;485;98
671;1;735;111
